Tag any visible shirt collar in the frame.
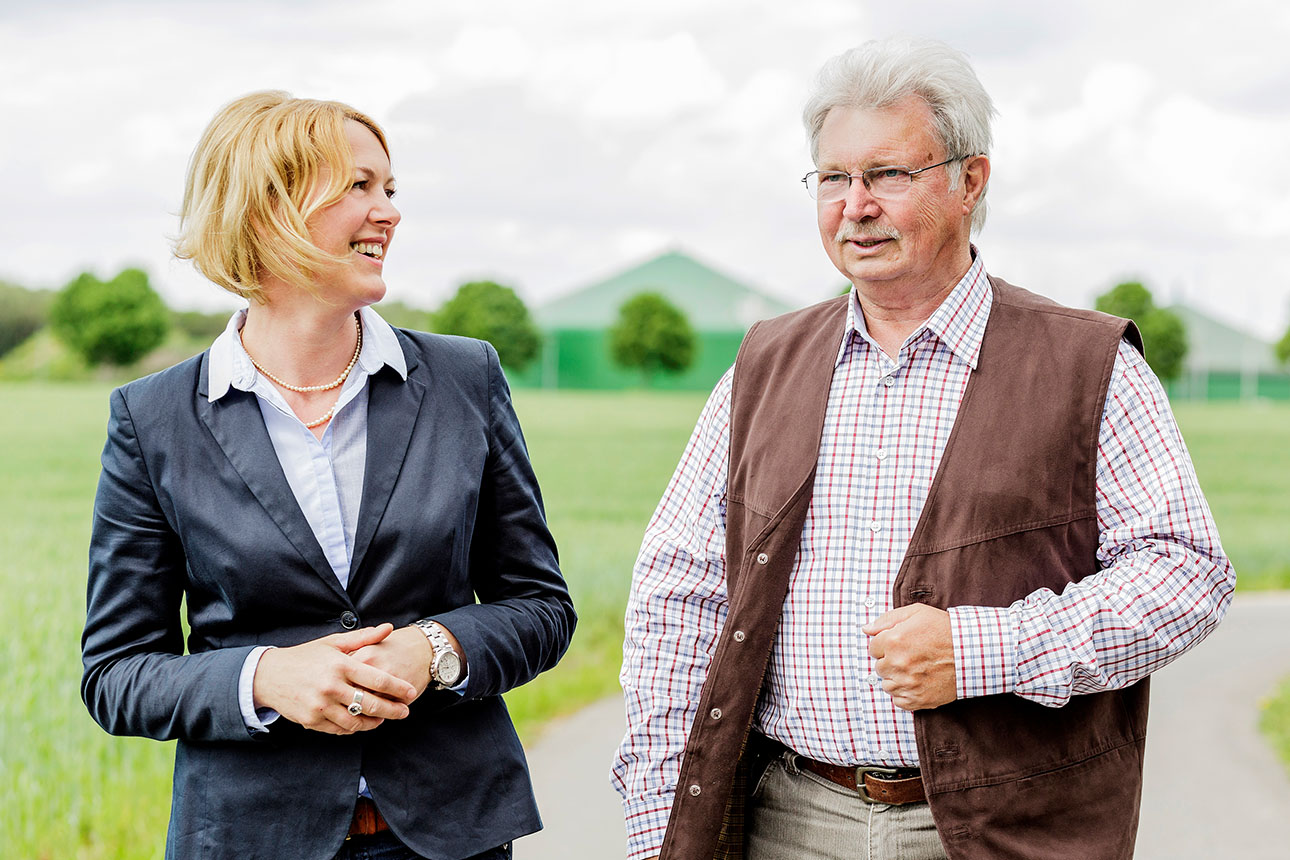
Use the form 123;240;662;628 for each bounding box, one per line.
837;249;992;370
207;305;408;403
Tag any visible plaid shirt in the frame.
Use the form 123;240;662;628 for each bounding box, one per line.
612;255;1235;860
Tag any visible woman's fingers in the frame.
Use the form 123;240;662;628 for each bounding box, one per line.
252;626;416;732
325;622;396;652
347;659;417;706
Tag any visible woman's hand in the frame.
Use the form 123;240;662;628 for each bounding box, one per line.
252;623;418;734
350;624;438;700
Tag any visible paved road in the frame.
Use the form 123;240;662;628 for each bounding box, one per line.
520;592;1290;859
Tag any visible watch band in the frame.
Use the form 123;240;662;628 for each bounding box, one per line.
411;619;464;689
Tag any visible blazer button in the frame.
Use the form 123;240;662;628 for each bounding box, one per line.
689;784;702;796
710;708;723;720
733;630;746;642
340;611;358;630
756;552;769;565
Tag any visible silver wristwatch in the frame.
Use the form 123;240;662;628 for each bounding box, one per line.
411;619;465;689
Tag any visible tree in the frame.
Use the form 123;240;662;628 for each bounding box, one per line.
609;292;696;384
0;281;52;359
1094;281;1187;382
433;281;540;372
50;268;170;366
1275;327;1290;368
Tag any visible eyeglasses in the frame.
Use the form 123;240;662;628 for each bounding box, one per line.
802;155;970;203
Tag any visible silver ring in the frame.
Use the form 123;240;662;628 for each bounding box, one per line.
347;690;364;716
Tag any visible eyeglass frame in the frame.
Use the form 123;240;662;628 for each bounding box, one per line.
801;154;975;202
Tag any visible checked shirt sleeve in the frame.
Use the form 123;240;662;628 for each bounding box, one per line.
948;341;1235;705
612;369;734;860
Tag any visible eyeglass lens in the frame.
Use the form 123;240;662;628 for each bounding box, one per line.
812;169;912;202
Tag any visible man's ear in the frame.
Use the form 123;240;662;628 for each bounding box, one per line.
960;154;991;216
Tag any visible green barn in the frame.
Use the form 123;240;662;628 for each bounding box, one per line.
511;250;797;390
1165;304;1289;401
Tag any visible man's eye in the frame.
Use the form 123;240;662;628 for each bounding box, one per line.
820;172;848;184
874;168;906;180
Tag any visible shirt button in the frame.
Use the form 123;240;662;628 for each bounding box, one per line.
882;376;895;387
689;784;702;797
875;448;888;461
756;552;769;565
867;673;881;685
869;520;882;533
340;611;358;630
733;630;746;642
710;708;723;720
864;597;876;608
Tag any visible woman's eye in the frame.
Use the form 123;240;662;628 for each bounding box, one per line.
352;180;368;190
385;188;397;199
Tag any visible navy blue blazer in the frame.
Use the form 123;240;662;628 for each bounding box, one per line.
81;329;576;859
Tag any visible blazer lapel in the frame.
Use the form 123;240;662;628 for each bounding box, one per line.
195;354;349;602
349;338;425;585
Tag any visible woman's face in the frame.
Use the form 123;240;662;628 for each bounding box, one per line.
304;119;400;310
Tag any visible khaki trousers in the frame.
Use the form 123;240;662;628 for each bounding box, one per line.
746;753;949;860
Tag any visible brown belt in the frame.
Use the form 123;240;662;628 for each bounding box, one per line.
795;758;927;806
347;797;390;837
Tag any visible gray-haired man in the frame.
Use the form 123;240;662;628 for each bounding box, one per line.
613;37;1232;860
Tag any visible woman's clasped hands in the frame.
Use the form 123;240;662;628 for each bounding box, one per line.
252;622;428;735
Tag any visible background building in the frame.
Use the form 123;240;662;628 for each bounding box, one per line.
512;249;798;390
1166;305;1289;401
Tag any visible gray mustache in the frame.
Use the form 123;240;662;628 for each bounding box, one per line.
835;223;901;243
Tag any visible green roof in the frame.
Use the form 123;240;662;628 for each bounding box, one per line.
1169;304;1280;373
535;249;796;332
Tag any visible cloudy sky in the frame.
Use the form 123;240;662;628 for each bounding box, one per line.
3;0;1288;338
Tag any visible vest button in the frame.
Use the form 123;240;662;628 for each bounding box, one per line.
733;630;746;642
710;708;723;720
340;611;358;630
689;784;702;796
756;552;769;565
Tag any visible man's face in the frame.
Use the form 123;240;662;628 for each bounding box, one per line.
815;95;984;298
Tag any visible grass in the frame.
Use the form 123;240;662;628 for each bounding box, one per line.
1;383;1286;858
1260;676;1290;778
1172;401;1290;590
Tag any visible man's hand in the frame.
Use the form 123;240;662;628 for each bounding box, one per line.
862;604;956;711
253;624;417;734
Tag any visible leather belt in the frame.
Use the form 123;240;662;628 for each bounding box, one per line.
796;758;927;805
347;797;390;837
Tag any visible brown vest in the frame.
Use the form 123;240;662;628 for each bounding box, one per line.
658;277;1146;860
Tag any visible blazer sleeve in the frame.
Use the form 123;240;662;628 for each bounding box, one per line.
432;342;577;699
80;386;255;743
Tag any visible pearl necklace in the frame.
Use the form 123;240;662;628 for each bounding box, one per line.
241;314;363;428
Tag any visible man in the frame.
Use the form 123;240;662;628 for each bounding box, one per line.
612;38;1233;860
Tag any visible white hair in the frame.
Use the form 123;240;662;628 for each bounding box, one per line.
803;38;997;233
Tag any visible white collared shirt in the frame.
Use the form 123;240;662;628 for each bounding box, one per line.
208;306;407;733
208;306;407;589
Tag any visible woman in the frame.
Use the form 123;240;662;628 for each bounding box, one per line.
80;91;576;860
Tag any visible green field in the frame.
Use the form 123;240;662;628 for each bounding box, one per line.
1;384;1286;858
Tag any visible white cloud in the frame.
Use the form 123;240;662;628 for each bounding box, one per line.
0;0;1287;339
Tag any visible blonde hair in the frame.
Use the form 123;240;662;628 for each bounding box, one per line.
174;91;389;303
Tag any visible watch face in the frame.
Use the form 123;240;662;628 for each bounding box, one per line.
436;650;464;686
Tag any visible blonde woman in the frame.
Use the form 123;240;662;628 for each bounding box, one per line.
81;91;575;860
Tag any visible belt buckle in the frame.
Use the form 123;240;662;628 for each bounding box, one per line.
854;765;901;803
